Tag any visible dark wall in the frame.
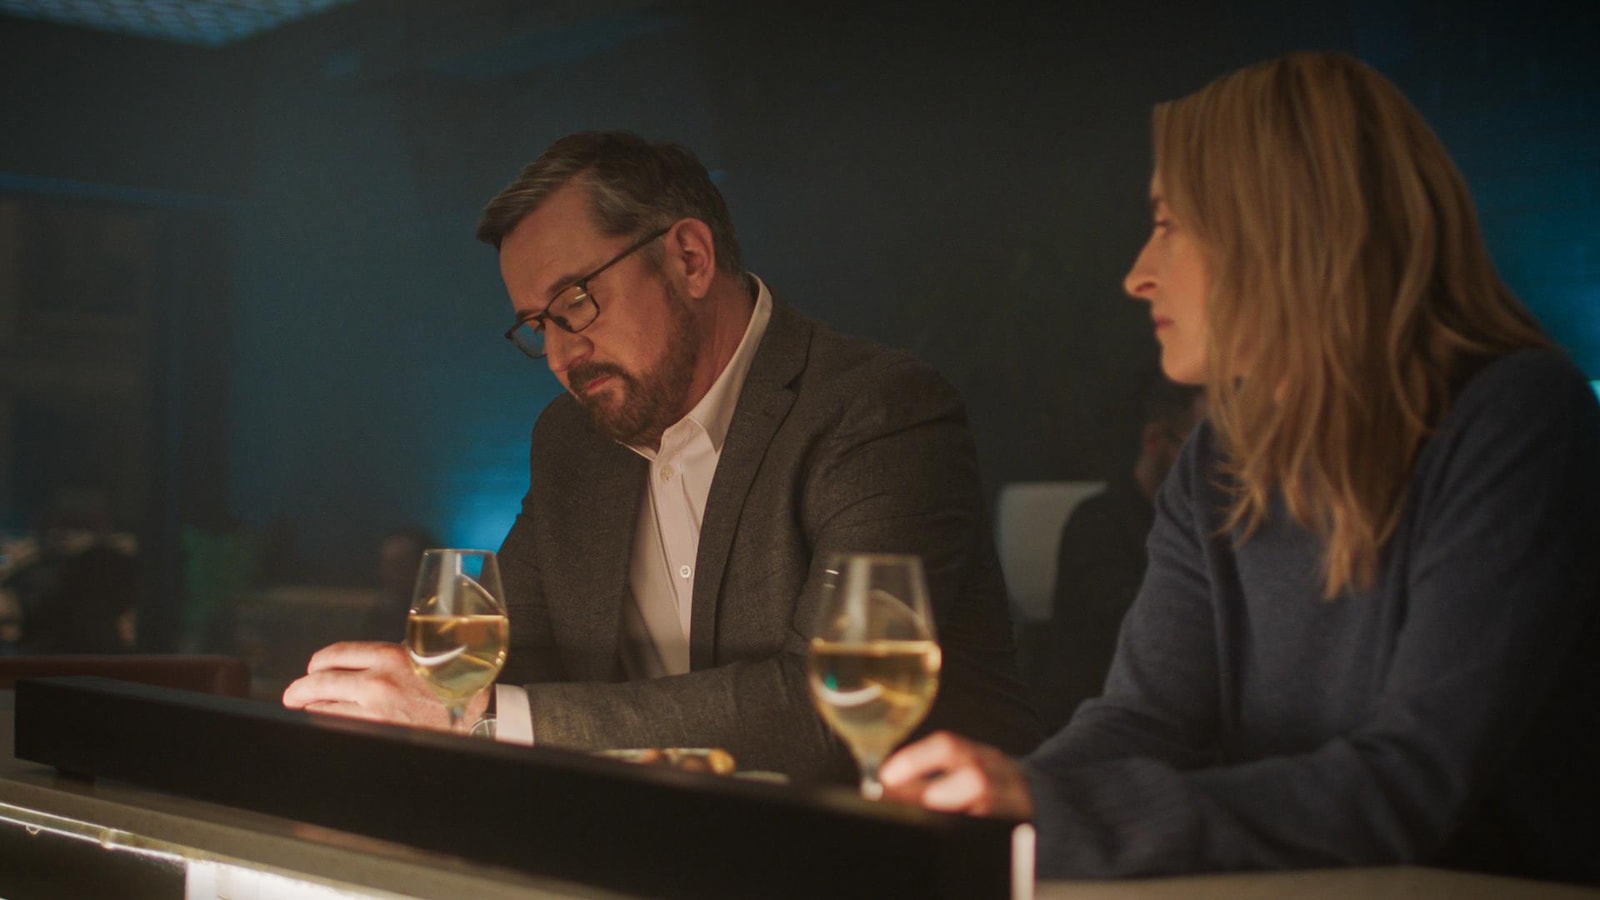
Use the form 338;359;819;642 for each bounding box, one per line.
694;1;1360;484
1378;0;1600;367
4;0;1597;603
0;16;254;196
227;0;728;571
0;16;252;647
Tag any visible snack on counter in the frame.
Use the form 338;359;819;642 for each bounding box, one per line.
597;747;738;776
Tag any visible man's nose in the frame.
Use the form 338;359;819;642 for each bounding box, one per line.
543;326;591;375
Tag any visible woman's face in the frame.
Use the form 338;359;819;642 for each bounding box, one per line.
1124;175;1212;385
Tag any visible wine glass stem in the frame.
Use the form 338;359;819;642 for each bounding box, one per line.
859;757;884;800
447;706;465;733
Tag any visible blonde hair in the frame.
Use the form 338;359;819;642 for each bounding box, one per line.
1153;51;1551;597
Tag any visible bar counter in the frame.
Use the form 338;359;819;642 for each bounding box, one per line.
0;689;611;899
2;685;1595;900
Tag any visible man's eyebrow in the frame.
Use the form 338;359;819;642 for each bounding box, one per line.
541;269;587;302
514;277;579;324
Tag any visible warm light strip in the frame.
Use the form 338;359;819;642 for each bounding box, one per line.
0;800;412;899
187;859;397;900
1010;823;1036;900
0;799;188;865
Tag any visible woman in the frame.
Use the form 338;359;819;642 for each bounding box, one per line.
881;51;1600;884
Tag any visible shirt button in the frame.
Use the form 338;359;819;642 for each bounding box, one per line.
678;564;692;579
660;465;675;481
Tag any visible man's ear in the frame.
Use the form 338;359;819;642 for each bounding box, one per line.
665;218;717;300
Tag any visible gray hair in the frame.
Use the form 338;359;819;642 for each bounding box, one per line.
475;131;743;277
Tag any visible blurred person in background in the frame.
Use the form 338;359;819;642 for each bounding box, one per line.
1018;377;1203;732
361;524;439;641
1;487;138;654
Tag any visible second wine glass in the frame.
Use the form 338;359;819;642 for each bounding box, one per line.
405;549;510;732
806;552;942;799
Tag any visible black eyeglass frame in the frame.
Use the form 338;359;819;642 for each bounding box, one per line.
503;225;673;360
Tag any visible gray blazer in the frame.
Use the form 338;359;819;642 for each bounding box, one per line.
498;296;1039;781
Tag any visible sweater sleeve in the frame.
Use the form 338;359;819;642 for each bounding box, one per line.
1020;353;1600;877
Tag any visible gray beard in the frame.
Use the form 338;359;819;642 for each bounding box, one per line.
570;280;698;448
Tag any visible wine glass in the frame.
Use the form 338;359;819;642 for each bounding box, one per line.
806;552;942;799
404;549;510;732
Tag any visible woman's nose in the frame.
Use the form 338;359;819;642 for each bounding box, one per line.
1124;240;1157;300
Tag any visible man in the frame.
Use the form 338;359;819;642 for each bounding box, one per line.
1018;377;1203;732
284;131;1039;782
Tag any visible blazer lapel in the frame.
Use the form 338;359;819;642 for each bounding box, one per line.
689;298;810;669
565;436;646;681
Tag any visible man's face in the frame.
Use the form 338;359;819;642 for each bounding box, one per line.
499;184;699;447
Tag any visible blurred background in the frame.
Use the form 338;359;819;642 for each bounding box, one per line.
0;0;1594;691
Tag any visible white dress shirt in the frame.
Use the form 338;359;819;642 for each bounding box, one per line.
494;277;774;745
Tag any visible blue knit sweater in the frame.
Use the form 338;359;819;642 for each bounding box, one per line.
1023;349;1600;885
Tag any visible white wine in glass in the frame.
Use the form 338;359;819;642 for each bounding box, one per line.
405;549;509;732
807;553;942;799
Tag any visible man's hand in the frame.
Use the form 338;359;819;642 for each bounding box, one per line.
879;731;1035;819
281;641;489;731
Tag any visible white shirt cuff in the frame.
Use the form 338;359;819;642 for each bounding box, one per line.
493;684;534;746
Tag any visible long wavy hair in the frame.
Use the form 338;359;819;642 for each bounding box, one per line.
1153;51;1552;597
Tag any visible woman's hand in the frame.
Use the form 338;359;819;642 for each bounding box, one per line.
880;731;1035;819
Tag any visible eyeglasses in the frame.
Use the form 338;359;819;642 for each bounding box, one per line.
503;226;672;360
